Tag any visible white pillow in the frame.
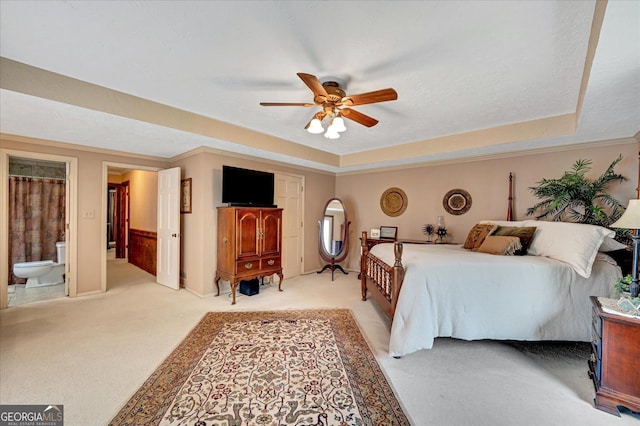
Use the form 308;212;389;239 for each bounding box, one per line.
522;220;615;278
599;236;627;252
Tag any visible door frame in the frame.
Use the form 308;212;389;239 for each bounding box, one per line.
101;162;161;292
0;148;78;309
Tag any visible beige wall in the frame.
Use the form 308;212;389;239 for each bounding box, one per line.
0;136;168;295
122;169;158;232
337;142;639;269
2;134;635;301
171;150;335;297
107;173;122;184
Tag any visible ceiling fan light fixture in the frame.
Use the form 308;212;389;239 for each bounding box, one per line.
324;127;340;139
332;116;347;132
307;118;324;134
261;72;397;136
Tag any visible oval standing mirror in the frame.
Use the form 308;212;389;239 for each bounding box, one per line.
317;198;350;280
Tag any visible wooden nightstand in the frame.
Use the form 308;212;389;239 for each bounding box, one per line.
588;296;640;416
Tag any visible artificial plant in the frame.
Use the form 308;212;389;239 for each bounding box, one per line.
526;154;629;242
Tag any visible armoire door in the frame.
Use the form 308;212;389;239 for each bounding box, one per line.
261;209;282;257
236;209;260;259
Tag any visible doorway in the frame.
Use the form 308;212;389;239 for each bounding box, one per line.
101;162;162;292
0;148;78;310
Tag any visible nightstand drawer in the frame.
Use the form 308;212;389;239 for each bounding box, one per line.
588;355;602;385
591;326;602;360
592;307;602;337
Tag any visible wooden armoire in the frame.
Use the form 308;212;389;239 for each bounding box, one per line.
215;206;283;304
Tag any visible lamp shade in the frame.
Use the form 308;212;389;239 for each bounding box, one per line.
307;118;324;134
324;127;340;139
611;199;640;228
332;116;347;132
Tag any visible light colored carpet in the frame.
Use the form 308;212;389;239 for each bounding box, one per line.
0;261;637;426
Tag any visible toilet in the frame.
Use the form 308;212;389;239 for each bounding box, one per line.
13;242;66;288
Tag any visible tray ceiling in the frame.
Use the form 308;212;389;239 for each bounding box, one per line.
1;1;638;172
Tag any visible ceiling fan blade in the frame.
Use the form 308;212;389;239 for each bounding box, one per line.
260;102;315;107
340;108;379;127
297;73;328;102
340;88;398;106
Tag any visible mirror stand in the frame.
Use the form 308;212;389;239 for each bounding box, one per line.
317;198;351;281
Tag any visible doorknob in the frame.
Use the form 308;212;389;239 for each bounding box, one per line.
171;233;179;237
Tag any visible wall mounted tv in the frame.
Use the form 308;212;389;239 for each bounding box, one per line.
221;165;275;207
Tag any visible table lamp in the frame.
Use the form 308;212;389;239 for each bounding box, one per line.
610;199;640;298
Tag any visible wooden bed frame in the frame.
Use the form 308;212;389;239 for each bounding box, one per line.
360;173;514;320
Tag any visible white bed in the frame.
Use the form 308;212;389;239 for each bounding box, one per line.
362;220;625;357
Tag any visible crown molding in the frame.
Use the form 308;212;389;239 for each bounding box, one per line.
169;146;336;176
336;136;639;176
0;133;170;163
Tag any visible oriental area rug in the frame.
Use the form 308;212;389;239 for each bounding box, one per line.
110;309;409;426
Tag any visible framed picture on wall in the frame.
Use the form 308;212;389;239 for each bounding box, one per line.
181;178;192;214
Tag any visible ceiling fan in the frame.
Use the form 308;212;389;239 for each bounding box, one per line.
260;73;398;139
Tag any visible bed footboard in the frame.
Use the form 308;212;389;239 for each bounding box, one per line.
360;232;405;320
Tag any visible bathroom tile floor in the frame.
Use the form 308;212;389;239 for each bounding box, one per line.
7;283;66;307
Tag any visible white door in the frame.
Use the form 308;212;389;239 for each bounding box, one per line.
157;167;181;289
275;172;304;278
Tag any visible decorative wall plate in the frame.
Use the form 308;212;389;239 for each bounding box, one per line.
443;189;472;215
380;187;408;217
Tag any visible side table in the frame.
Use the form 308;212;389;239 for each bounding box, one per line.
588;296;640;416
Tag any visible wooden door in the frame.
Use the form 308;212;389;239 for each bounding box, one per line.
261;209;282;257
117;182;128;259
236;209;260;259
275;172;303;278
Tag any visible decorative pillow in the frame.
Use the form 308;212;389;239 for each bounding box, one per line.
479;220;527;227
599;236;627;252
463;223;498;250
522;220;615;278
476;236;522;255
492;226;537;255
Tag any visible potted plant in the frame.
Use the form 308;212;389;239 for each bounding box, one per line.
614;274;632;297
526;155;629;243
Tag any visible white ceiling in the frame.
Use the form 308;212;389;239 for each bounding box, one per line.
0;1;638;173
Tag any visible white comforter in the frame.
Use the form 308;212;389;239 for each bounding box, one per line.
369;243;621;357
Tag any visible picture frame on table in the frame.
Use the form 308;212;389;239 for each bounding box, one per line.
379;226;397;240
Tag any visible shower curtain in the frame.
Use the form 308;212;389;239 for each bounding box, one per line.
8;177;66;284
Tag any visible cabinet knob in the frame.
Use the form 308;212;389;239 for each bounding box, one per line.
223;237;228;244
244;263;253;269
267;259;275;266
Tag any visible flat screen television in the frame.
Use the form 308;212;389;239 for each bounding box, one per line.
221;165;275;207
